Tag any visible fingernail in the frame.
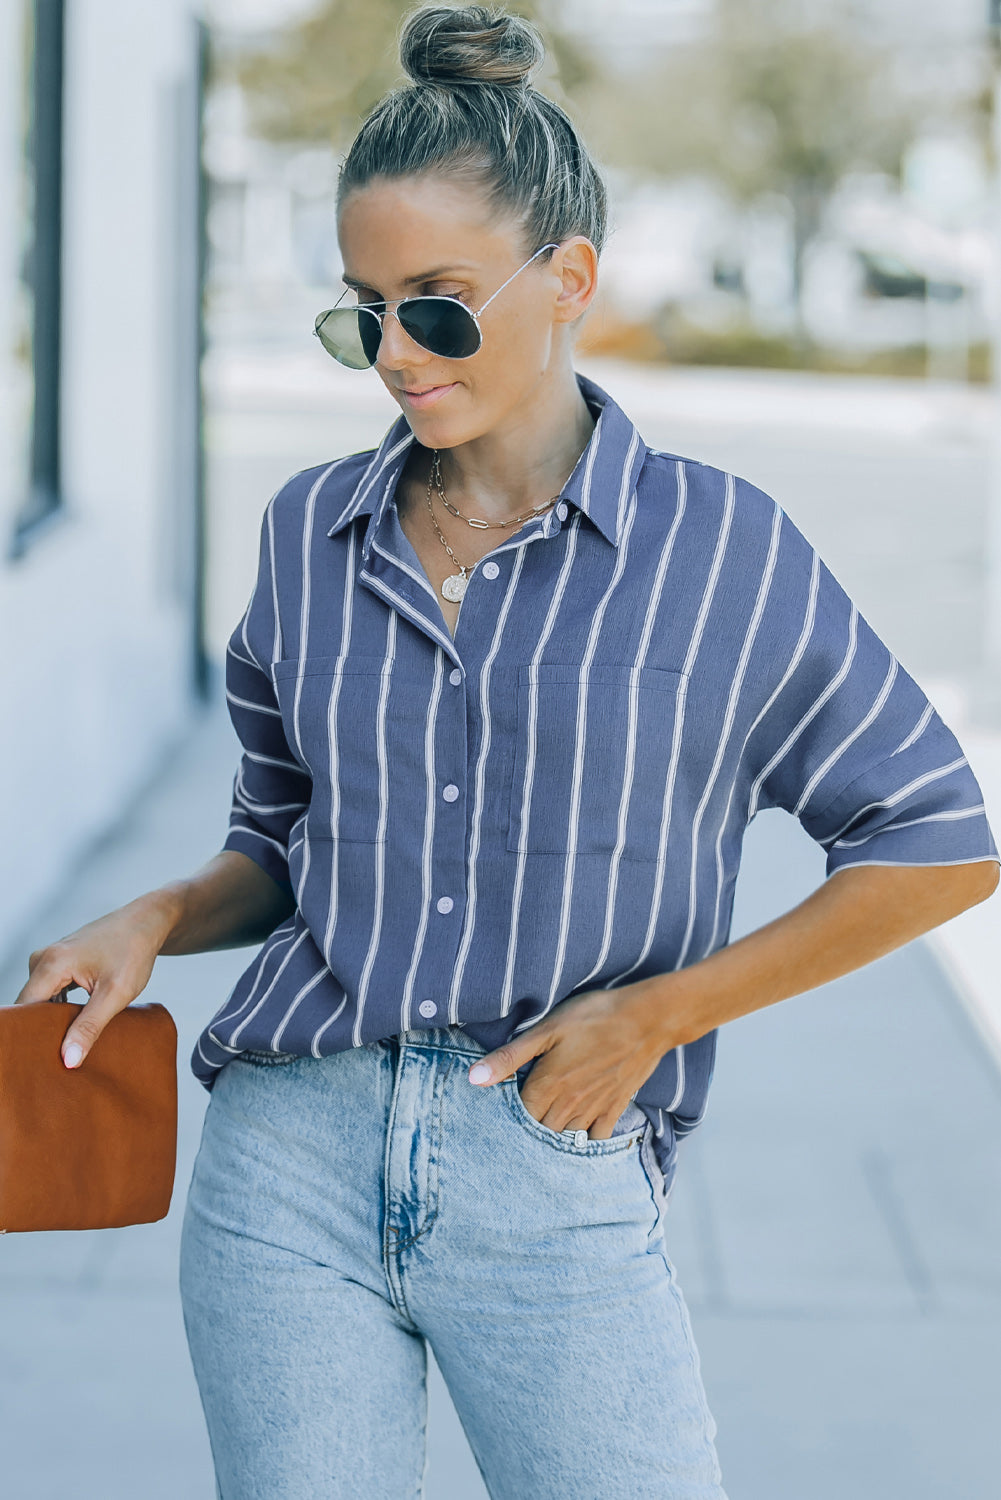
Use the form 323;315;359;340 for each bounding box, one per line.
469;1063;491;1085
63;1042;83;1068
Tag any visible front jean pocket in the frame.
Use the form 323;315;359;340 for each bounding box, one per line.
504;1076;643;1156
506;662;689;857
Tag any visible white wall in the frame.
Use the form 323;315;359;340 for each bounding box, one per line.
0;0;203;964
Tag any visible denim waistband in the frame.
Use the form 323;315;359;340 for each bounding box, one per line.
395;1024;488;1058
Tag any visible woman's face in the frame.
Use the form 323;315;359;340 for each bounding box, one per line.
335;172;594;450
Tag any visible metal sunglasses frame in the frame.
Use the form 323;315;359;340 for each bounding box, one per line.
313;241;561;366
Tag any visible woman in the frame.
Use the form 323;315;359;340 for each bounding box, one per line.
18;6;999;1497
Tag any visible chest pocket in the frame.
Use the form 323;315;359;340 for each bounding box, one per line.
506;662;689;859
272;654;410;844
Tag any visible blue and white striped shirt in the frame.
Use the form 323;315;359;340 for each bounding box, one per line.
192;371;1000;1188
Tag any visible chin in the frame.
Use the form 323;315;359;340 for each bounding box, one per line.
405;413;476;450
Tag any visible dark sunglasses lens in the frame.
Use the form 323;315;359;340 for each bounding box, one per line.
314;307;382;369
399;299;480;359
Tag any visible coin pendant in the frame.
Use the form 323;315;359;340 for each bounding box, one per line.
441;572;468;603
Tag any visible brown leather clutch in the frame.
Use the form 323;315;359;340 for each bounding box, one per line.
0;997;177;1232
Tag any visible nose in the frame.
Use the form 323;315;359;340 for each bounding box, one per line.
375;308;429;370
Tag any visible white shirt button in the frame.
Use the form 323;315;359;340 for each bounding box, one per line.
573;1129;589;1148
442;783;459;802
449;667;462;686
481;560;500;579
418;1000;437;1018
436;896;454;914
556;502;568;521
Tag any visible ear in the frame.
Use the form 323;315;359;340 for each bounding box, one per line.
551;236;599;326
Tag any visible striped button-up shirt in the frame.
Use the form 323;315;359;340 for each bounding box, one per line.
193;371;1000;1189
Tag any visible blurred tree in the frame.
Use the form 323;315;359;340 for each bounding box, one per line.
224;0;595;152
586;0;928;346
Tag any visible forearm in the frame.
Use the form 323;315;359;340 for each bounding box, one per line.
637;859;1000;1049
137;851;297;957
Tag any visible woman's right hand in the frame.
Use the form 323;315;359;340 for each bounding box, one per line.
12;891;181;1069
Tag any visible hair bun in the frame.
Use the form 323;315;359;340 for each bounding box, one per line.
400;5;544;90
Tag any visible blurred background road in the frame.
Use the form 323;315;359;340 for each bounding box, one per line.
3;1;1001;1496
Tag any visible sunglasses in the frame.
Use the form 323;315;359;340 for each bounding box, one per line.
313;242;560;370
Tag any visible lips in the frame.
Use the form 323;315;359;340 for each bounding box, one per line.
399;383;457;410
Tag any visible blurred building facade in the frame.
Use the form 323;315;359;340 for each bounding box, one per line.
0;0;206;965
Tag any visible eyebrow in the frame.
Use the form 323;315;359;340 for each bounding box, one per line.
341;264;476;291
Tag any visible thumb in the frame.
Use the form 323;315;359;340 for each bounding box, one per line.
468;1026;550;1087
59;981;128;1069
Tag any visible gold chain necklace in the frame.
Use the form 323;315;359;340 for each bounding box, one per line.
425;449;564;603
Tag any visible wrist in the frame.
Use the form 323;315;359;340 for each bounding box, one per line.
130;881;189;953
625;970;710;1052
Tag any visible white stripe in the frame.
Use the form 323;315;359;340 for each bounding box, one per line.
793;656;899;818
233;763;305;816
666;1044;686;1114
449;544;533;1021
832;803;986;848
342;432;413;527
245;749;307;773
612;464;737;987
819;756;969;845
544;441;644;1014
318;527;363;981
353;610;399;1044
235;474;295;672
827;854;1000;870
227;642;258;669
361;569;457;659
615;419;644;537
272;961;338;1051
677;496;783;967
749;599;860;818
497;531;585;1018
308;986;350;1054
267;492;282;661
225;928;316;1046
400;648;446;1031
371;537;440;600
891;700;934;757
705;504;795;952
210;923;305;1037
578;458;689;988
744;543;822;821
226;689;282;718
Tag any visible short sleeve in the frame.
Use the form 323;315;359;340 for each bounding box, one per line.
748;513;1000;879
221;500;311;895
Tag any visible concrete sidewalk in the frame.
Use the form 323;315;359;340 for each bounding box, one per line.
1;684;999;1499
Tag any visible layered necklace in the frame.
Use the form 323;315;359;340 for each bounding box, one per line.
425;448;564;603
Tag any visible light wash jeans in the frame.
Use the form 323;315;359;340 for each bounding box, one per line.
178;1023;726;1500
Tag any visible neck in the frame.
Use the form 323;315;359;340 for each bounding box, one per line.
431;370;596;526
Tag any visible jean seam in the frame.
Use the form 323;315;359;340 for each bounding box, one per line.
237;1049;300;1066
389;1054;454;1252
382;1046;416;1323
424;1052;453;1227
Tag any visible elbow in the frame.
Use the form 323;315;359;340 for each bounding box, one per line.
953;858;1000;912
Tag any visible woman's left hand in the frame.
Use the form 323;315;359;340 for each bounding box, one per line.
467;980;675;1139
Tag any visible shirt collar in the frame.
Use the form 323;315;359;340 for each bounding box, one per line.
325;371;648;557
